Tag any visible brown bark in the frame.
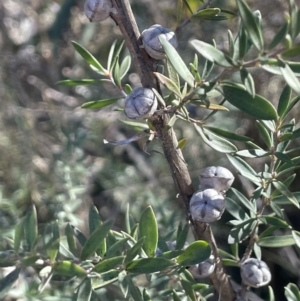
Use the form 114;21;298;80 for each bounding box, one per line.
110;1;235;300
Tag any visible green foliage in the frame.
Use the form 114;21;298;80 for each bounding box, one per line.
2;0;300;300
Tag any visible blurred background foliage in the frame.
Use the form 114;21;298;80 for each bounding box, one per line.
0;0;300;300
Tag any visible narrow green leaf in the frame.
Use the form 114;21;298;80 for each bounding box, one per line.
176;0;183;23
125;237;146;264
127;277;143;301
119;120;149;131
165;115;178;130
230;187;256;213
177;138;187;150
202;59;214;79
260;216;290;228
53;260;87;277
91;269;119;289
222;258;239;267
236;149;269;158
204;126;253;142
120;55;131;80
152;88;166;108
228;30;235;58
159;35;195;87
0;268;21;298
226;197;250;220
176;223;189;250
273;191;300;205
270;202;285;219
190;40;234;68
126;258;175;274
268;285;275;301
47;221;60;262
237;27;249;60
195;125;237;153
285;282;300;301
125;203;131;234
259;226;277;239
192;8;220;18
176;241;211;266
256;120;273;149
93;256;125;273
105;237;129;258
113;59;121;88
197;103;228;111
160;250;183;259
258;235;296;247
181;279;196;301
268;21;289;50
273;181;299;208
139;206;158;257
14;218;24;253
75;279;92;301
143;289;151;301
282;43;300;58
153;72;182;97
72;41;107;74
288;0;300;39
65;223;78;256
125;84;132;95
82;98;119;109
182;0;193;15
172;290;181;301
56;79;109;86
81;220;113;260
167;58;181;88
89;205;106;257
280;62;300;95
275;152;293;163
222;83;278;120
228;218;256;243
240;68;255;98
227;154;258;177
107;40;117;72
292;231;300;249
236;0;264;51
24;205;38;252
254;243;262;260
89;205;101;235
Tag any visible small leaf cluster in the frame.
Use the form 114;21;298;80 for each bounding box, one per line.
0;204;213;300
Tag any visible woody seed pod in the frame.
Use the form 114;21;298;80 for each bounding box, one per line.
141;24;178;60
200;166;234;192
190;189;225;223
124;87;157;119
196;254;215;278
241;258;271;288
84;0;115;22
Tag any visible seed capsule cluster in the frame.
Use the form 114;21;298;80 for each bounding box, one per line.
84;0;115;22
240;258;271;287
141;24;178;60
190;166;234;223
124;87;157;119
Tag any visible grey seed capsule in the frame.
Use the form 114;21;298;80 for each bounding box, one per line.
84;0;114;22
197;254;215;278
200;166;234;192
241;258;271;288
124;87;157;119
190;189;225;223
141;24;178;60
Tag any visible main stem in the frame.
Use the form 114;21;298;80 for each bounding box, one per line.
111;1;235;299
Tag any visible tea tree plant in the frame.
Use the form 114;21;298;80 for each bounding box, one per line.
1;0;300;300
